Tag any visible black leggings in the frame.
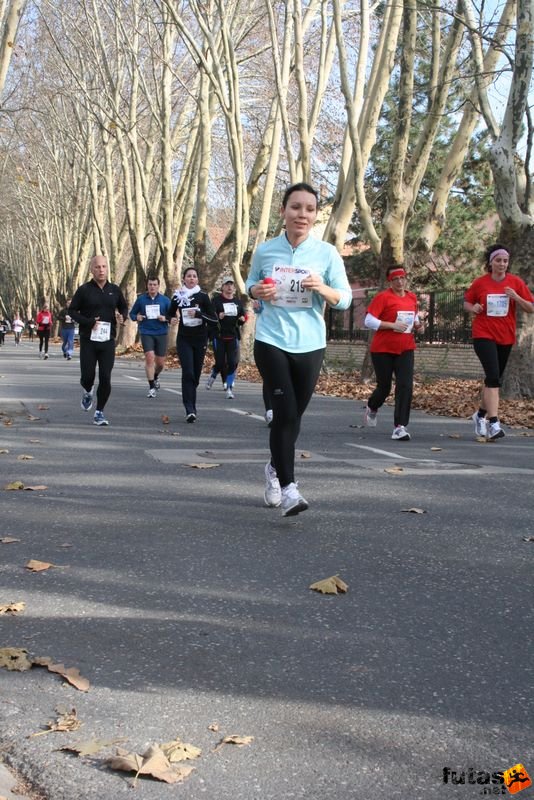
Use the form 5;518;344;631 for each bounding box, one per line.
254;340;324;487
213;336;239;383
368;350;414;428
473;338;512;388
79;338;116;411
38;330;50;353
177;335;208;414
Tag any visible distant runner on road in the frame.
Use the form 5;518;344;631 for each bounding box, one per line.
69;255;128;427
464;243;534;441
57;299;75;360
363;265;424;442
167;267;218;423
129;274;171;399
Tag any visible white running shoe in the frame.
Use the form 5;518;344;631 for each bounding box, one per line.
281;483;309;517
264;409;273;426
364;406;377;427
186;412;197;423
226;387;234;399
264;462;281;507
154;377;160;390
206;375;215;389
147;388;157;398
487;420;505;441
471;411;487;438
93;411;109;426
391;425;411;441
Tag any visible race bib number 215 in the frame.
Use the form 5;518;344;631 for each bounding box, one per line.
270;265;312;308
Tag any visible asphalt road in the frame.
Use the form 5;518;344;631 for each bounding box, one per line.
1;338;533;800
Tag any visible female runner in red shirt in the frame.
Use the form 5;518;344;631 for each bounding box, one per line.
464;243;533;441
363;266;423;441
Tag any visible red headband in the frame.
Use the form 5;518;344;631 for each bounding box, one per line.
387;268;406;281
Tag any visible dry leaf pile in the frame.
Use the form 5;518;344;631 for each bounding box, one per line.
106;744;196;786
0;601;25;615
309;575;348;595
127;346;532;429
102;731;253;786
60;737;127;757
4;481;47;491
25;559;58;572
214;735;254;751
30;707;81;737
0;648;90;691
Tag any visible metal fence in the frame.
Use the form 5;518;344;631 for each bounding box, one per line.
326;288;471;344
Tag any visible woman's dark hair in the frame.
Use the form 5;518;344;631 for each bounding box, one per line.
484;243;510;271
182;267;199;280
282;182;319;208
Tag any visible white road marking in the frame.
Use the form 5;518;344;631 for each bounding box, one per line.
124;375;181;395
226;408;265;421
345;442;413;460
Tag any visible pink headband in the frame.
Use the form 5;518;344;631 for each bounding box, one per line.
387;268;406;281
489;249;509;264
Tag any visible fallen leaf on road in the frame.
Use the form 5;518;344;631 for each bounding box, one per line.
0;601;25;615
17;454;34;461
32;657;90;692
447;433;461;439
0;647;32;671
309;575;348;594
401;507;427;514
106;745;195;785
522;536;534;543
208;723;219;732
25;559;56;572
214;735;254;752
430;447;442;451
37;405;49;410
160;737;202;762
24;485;48;491
0;537;20;544
4;481;24;490
384;467;404;475
299;451;311;459
26;415;40;421
161;415;170;424
0;448;9;454
3;418;13;426
188;463;220;469
30;707;82;737
28;439;40;443
60;737;127;756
